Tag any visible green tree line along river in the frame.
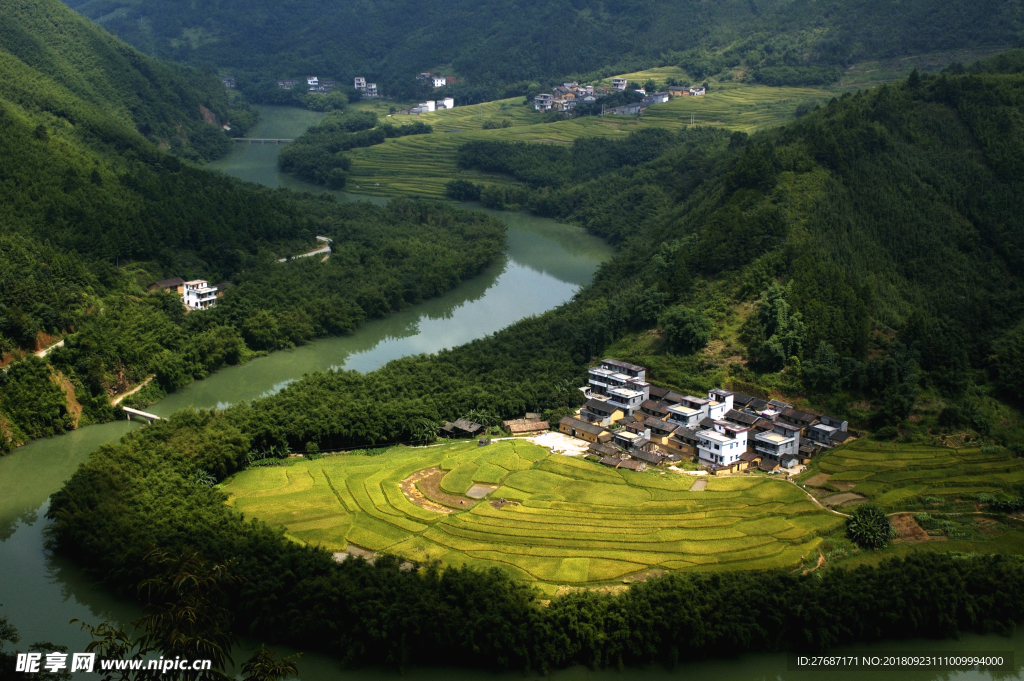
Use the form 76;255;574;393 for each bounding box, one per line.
3;104;1024;681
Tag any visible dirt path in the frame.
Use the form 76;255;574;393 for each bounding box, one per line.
400;468;473;513
111;375;155;406
788;479;851;517
802;551;826;575
34;339;64;358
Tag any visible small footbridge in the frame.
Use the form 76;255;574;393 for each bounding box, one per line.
122;407;163;424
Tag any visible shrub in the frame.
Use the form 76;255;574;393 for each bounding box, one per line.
445;179;481;201
659;306;713;355
847;504;896;549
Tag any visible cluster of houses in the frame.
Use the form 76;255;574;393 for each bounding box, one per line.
534;80;706;115
353;77;379;98
276;77;338;93
558;359;853;474
397;97;456;115
149;278;229;311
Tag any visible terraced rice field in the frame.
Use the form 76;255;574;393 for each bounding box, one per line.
344;83;831;198
222;440;838;584
798;440;1024;508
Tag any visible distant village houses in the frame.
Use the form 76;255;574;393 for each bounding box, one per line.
220;76;236;89
276;77;336;93
533;78;700;116
417;72;456;88
555;358;855;474
354;77;379;97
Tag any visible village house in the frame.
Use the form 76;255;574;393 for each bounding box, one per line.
608;103;645;115
611;77;628;90
534;94;554;112
149;277;185;295
502;417;549;435
354;77;366;89
441;418;484;438
642;92;670;106
559;416;612;444
753;423;799;465
435;97;455;109
364;83;379;97
581;398;624;426
697;420;751;469
220;76;235;88
779;407;817;434
808;415;853;447
432;75;447;88
276;79;300;89
665;396;712;428
183;280;218;310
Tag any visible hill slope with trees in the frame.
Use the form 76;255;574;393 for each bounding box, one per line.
0;0;506;453
63;0;1024;100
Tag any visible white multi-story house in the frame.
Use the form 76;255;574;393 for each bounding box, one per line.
534;94;554;111
365;83;379;97
418;100;436;112
432;76;447;88
183;280;217;310
707;389;735;420
307;76;319;91
435;97;454;109
611;78;628;90
697;421;750;467
354;76;366;90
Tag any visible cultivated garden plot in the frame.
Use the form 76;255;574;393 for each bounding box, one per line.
222;439;838;584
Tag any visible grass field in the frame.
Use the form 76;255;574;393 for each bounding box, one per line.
342;82;832;198
798;439;1024;511
222;439;839;584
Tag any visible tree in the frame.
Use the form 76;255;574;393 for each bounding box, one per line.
659;306;713;355
847;504;896;549
74;547;298;681
990;321;1024;402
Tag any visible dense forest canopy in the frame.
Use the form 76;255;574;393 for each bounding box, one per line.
62;0;1024;100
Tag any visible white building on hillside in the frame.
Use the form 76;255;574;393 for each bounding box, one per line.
183;280;217;310
697;421;750;467
432;76;447;88
611;78;628;90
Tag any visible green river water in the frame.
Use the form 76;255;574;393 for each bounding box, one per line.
1;105;1022;680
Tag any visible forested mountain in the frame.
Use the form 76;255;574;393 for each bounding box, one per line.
0;0;246;159
236;55;1024;452
44;59;1024;674
0;0;506;452
63;0;1024;100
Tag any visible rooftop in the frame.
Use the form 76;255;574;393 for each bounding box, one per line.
756;432;791;444
560;416;606;436
601;358;645;373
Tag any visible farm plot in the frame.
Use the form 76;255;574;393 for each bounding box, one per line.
344;83;834;199
223;439;841;583
798;440;1024;509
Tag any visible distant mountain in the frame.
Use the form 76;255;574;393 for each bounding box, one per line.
63;0;1024;98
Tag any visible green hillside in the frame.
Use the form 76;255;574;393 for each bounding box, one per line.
0;0;506;452
63;0;1024;100
0;0;243;159
44;50;1024;674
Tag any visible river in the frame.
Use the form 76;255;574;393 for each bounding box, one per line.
1;105;1022;680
